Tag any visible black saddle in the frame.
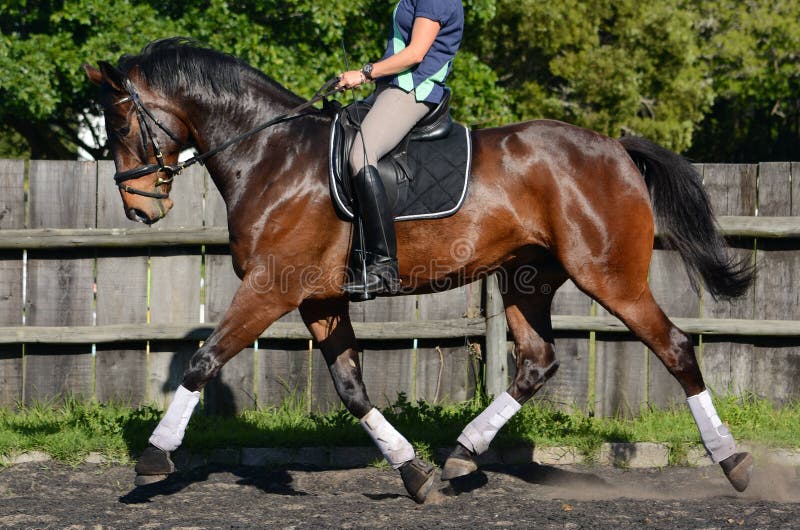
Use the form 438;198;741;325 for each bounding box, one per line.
329;88;472;222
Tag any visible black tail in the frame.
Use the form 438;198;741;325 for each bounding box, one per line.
620;136;753;300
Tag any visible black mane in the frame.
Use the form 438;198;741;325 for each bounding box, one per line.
117;37;302;104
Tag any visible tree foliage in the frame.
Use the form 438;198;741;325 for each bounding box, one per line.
0;0;797;161
686;0;800;161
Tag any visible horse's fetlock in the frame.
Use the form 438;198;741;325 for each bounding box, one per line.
189;350;221;375
183;349;222;389
514;359;559;397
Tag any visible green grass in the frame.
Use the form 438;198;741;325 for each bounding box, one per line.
0;392;798;465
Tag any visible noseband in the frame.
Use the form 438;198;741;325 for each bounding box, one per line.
112;77;344;200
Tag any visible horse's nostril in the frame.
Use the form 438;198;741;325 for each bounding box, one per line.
128;208;151;224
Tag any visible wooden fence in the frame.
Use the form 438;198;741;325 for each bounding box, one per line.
0;159;798;416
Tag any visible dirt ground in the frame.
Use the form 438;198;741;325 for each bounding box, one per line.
0;460;798;529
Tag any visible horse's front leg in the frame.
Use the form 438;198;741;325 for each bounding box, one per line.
134;278;297;486
299;297;435;503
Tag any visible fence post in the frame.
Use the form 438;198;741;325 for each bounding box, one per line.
485;274;508;397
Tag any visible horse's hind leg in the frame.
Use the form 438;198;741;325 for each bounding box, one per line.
443;277;562;480
574;260;753;492
299;297;435;503
601;288;751;490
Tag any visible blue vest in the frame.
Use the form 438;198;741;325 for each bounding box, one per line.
380;0;464;104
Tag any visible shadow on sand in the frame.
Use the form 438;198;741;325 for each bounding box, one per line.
118;464;307;504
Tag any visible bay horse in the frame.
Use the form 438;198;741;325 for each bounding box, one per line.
84;39;754;502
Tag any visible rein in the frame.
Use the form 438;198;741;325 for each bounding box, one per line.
114;77;344;199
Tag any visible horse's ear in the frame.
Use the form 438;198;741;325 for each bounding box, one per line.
97;60;126;92
83;63;103;86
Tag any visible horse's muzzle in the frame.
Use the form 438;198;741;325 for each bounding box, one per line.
126;198;173;224
127;208;154;224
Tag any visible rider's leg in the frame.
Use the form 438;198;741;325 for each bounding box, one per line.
348;85;432;176
343;86;432;299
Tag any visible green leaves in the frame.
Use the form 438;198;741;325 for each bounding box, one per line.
686;0;800;160
475;0;715;151
0;0;797;160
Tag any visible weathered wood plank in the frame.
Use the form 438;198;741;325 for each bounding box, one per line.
545;280;592;411
203;178;256;414
361;294;416;407
25;160;95;403
204;348;255;415
595;331;647;418
0;319;476;343
0;159;25;407
258;338;311;411
484;274;508;397
700;164;757;397
752;162;800;404
750;337;800;405
1;216;798;250
793;162;800;217
94;161;148;405
0;227;229;248
417;284;477;404
147;165;204;407
714;216;800;237
257;306;314;411
2;315;800;345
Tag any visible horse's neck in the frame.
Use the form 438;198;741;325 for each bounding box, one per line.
189;80;308;206
192;79;302;151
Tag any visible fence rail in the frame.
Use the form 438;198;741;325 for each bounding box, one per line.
0;159;799;416
0;216;798;249
3;315;799;346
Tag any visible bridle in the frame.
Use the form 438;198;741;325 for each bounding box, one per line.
113;79;186;199
112;76;344;199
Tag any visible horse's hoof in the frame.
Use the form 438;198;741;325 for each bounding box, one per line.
133;473;169;486
134;445;175;486
441;444;478;481
720;451;753;492
400;458;436;504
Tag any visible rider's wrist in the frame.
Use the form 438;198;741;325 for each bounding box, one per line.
361;63;375;81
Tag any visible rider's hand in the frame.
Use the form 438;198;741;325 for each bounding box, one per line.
337;70;367;89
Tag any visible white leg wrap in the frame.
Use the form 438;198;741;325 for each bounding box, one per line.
360;408;415;469
149;385;201;452
687;390;736;463
457;392;521;455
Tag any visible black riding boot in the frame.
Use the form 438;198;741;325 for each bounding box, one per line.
342;165;400;300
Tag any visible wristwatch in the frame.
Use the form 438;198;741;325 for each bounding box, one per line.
361;63;375;81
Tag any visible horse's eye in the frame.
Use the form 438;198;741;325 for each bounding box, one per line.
117;126;130;137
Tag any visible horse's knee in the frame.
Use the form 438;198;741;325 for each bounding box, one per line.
182;347;222;391
510;348;559;401
329;351;372;418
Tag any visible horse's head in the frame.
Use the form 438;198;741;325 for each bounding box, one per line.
84;61;190;224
